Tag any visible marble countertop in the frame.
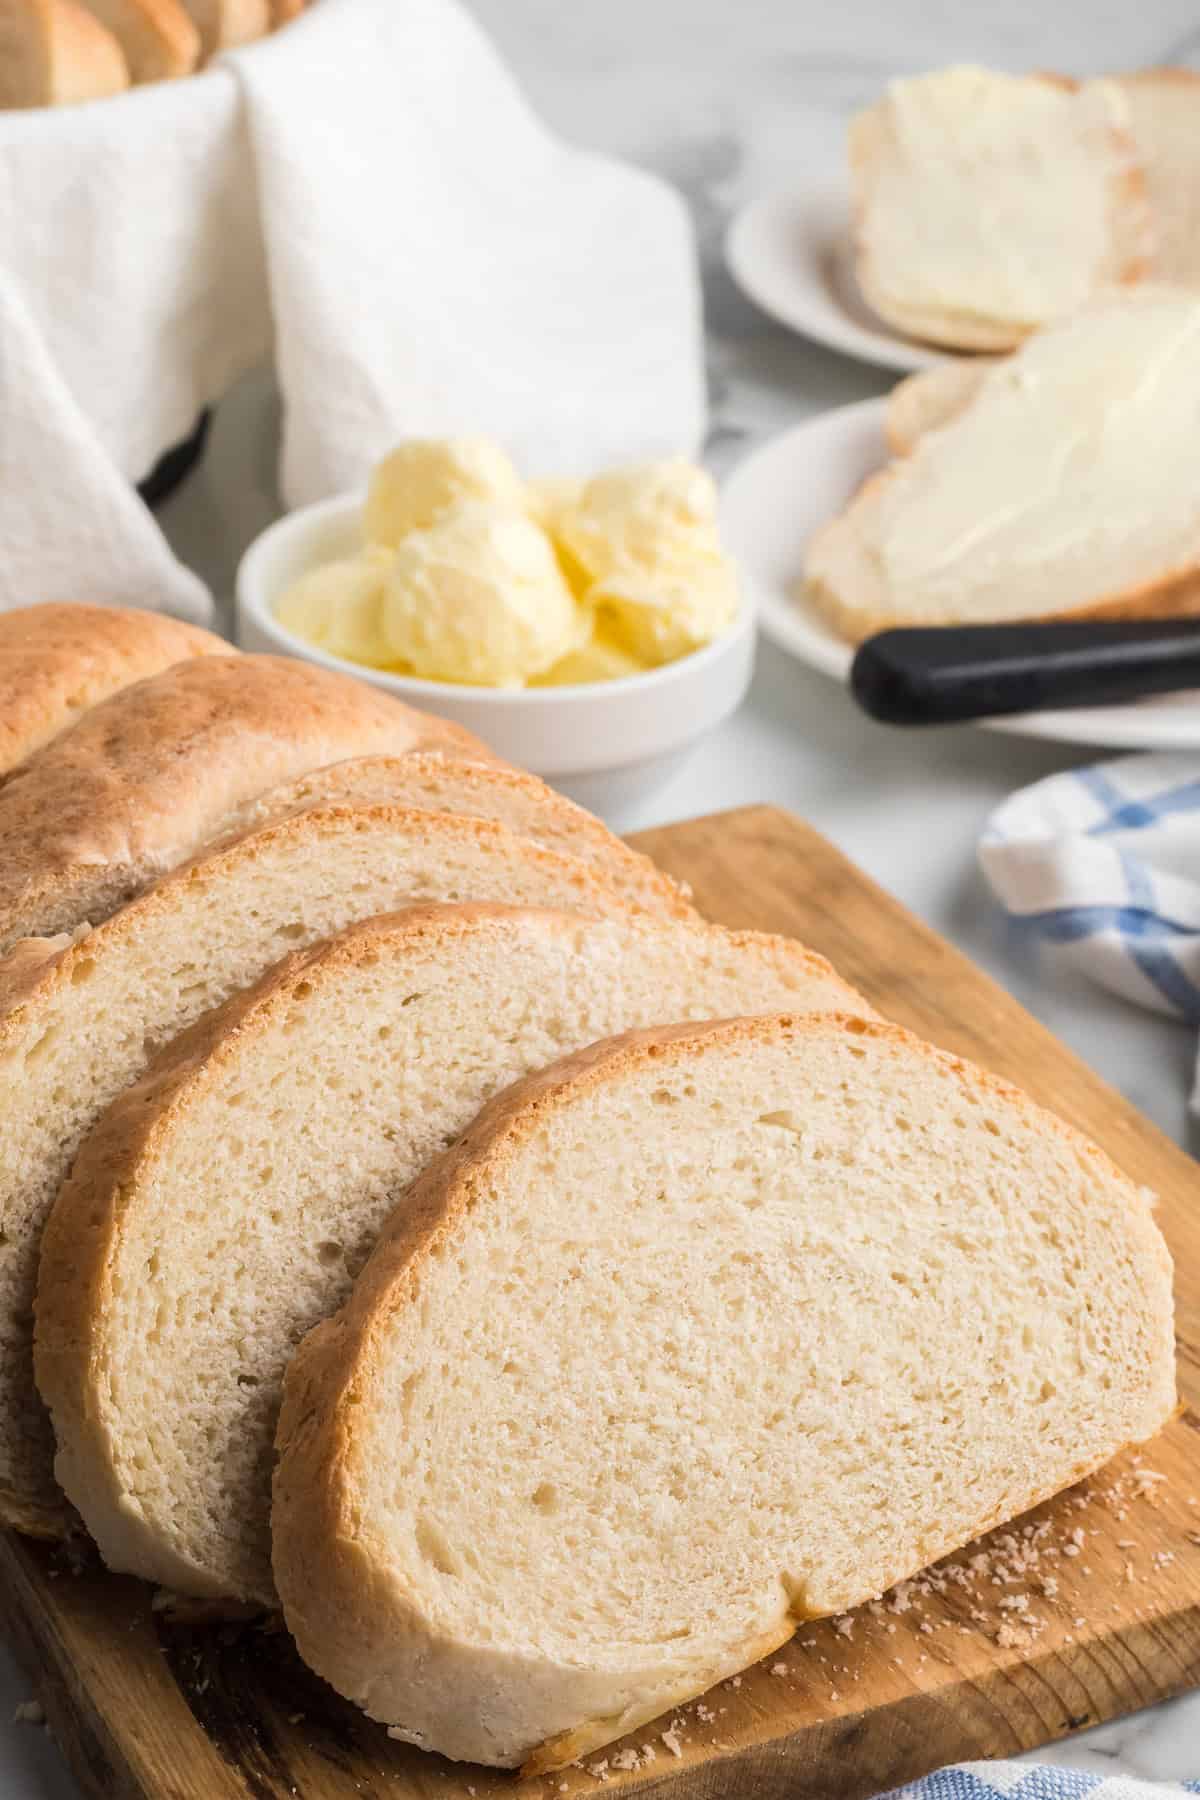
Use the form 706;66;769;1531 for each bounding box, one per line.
5;0;1200;1791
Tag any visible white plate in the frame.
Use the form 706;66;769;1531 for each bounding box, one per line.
725;185;957;374
718;399;1200;751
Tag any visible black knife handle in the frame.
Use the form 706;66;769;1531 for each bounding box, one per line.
850;619;1200;726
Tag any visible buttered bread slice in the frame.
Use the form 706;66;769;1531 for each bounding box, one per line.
36;907;863;1601
0;654;490;954
850;67;1151;351
274;1014;1175;1770
1120;71;1200;290
0;805;643;1536
808;288;1200;640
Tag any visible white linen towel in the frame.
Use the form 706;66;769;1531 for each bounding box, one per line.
227;0;705;507
980;755;1200;1105
0;0;704;623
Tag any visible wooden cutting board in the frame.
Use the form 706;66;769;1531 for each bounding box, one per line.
3;804;1199;1800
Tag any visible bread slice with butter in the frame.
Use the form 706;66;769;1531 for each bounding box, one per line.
850;67;1153;351
273;1012;1174;1770
808;288;1200;640
36;906;864;1600
0;0;128;103
884;360;991;457
0;653;492;955
0;804;652;1537
1119;71;1200;289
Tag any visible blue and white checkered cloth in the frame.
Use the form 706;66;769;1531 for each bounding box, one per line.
980;753;1200;1107
880;1768;1200;1797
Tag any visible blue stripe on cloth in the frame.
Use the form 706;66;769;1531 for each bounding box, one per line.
881;1768;1106;1797
1015;906;1200;944
1009;887;1200;1024
1088;777;1200;837
1076;765;1129;818
879;1772;1005;1797
1119;852;1200;1021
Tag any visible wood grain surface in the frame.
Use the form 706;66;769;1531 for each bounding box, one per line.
2;804;1198;1800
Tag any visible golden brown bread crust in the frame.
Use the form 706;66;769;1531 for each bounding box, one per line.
0;654;494;952
0;0;130;103
76;0;198;79
242;753;697;921
274;1011;1173;1771
181;0;267;55
0;604;227;774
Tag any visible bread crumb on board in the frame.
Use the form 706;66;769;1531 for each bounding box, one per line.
12;1700;44;1726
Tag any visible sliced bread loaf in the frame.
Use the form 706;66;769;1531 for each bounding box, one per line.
850;68;1152;351
273;1013;1176;1770
0;654;491;954
807;288;1200;640
1119;71;1200;288
36;908;864;1601
240;754;693;919
0;805;642;1536
0;0;128;104
0;603;228;774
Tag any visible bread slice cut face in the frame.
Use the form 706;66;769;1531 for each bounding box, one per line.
0;805;644;1537
0;654;491;954
806;288;1200;640
239;753;693;920
273;1014;1175;1770
850;67;1151;351
35;907;865;1602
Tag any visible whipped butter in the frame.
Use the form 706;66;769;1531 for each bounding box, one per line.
276;439;740;688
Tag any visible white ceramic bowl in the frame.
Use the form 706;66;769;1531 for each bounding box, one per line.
235;493;755;817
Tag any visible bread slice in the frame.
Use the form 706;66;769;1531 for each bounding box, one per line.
850;67;1152;351
36;908;864;1601
1119;71;1200;288
273;1013;1175;1770
241;754;693;920
0;603;228;774
76;0;196;78
0;654;492;954
807;288;1200;640
0;805;648;1538
0;0;128;103
884;360;991;456
177;0;266;54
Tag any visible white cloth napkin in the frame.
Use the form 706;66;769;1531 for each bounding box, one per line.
0;278;214;622
980;754;1200;1105
227;0;705;507
0;0;703;624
